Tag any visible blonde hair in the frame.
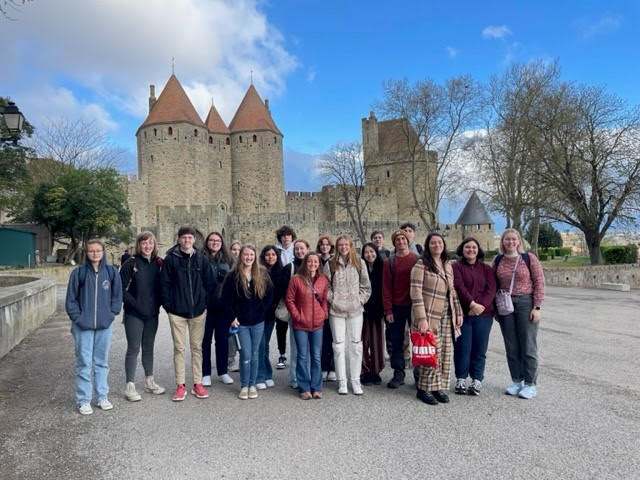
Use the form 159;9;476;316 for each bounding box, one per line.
330;235;361;272
135;231;158;258
499;228;525;254
232;245;271;299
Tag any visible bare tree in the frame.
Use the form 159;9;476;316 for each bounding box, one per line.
534;83;640;264
473;61;559;236
1;0;33;20
29;117;125;177
317;141;371;245
375;75;481;229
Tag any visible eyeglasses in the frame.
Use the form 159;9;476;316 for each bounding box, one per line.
87;250;103;254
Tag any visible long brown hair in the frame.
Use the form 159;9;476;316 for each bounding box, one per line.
329;234;361;272
135;231;158;258
297;252;325;283
232;245;270;299
203;231;232;264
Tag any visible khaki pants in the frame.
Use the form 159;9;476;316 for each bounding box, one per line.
168;312;206;385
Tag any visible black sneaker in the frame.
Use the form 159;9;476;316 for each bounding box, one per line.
360;372;373;385
455;378;467;395
387;370;405;389
432;390;450;403
468;379;481;396
276;356;287;369
372;374;382;385
416;389;438;405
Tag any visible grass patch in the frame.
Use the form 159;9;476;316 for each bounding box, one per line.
540;256;591;267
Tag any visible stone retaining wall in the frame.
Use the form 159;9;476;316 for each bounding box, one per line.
0;276;57;359
0;265;74;285
543;264;640;289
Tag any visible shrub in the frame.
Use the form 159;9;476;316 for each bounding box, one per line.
601;245;638;264
539;253;549;261
554;247;572;256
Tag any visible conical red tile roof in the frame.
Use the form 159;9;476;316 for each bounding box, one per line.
204;104;229;134
140;74;204;129
228;85;282;135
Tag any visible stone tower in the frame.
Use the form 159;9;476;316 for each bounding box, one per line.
135;74;232;226
453;191;495;251
362;111;436;220
228;85;285;216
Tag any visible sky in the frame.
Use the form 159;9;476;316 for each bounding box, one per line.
2;0;639;227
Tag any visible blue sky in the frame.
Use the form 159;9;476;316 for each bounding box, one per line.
2;0;639;227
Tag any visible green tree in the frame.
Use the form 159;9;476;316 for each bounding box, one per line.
32;167;131;263
526;223;562;250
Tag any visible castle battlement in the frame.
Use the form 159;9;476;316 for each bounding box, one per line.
286;191;319;199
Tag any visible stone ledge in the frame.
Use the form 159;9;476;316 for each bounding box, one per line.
600;283;631;292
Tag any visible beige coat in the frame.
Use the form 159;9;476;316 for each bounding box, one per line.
324;257;371;318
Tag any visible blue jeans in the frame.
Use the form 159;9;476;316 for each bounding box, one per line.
71;322;113;405
453;315;493;381
238;322;265;387
293;327;323;393
256;319;275;384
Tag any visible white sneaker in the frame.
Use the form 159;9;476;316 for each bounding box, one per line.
78;403;93;415
289;382;298;389
505;380;524;396
337;381;348;395
124;382;141;402
327;371;337;382
322;371;328;380
248;386;258;399
256;383;267;390
218;374;234;384
144;376;165;395
202;375;212;387
96;399;113;411
351;380;364;395
238;387;249;400
265;379;275;388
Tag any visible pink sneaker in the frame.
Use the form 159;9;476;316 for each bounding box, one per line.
191;383;209;399
172;384;187;402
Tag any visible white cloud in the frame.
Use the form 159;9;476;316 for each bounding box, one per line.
578;15;621;39
0;0;298;125
306;68;316;83
446;46;459;58
482;25;512;39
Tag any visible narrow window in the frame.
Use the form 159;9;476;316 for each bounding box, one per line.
225;137;230;145
153;128;157;136
219;161;222;169
253;134;257;142
144;131;147;140
209;136;213;144
386;170;390;178
194;129;198;137
274;136;277;144
168;126;173;136
239;135;243;143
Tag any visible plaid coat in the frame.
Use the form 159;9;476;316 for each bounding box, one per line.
410;259;463;340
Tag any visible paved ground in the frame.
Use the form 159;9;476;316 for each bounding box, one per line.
1;286;639;479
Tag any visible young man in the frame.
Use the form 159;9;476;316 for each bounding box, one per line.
275;225;296;266
400;222;423;255
162;226;215;401
274;225;297;369
66;239;123;415
370;231;390;259
382;230;418;389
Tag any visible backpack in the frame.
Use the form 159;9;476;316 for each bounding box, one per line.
494;253;531;273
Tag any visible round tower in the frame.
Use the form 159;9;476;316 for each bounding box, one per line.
228;85;285;216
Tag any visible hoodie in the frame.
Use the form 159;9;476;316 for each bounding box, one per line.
65;256;123;330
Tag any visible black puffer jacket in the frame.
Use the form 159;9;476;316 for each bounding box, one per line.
222;270;274;326
120;255;163;321
161;245;215;318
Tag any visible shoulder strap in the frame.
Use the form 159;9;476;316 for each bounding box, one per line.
494;254;503;270
522;252;531;271
507;255;521;294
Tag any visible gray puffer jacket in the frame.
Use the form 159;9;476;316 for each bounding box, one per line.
324;257;371;318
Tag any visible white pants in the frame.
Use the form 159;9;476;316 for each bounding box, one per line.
329;314;364;383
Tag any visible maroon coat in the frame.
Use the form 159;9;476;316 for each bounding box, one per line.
452;260;496;317
285;274;329;331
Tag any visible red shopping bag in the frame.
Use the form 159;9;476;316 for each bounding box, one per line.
410;331;437;369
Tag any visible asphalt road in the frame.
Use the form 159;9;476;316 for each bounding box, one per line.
1;286;638;479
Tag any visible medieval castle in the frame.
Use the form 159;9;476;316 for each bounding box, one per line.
125;74;495;251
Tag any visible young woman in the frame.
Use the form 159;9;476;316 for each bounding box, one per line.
452;238;496;396
256;245;284;389
201;231;235;387
222;245;274;399
324;235;371;395
285;252;330;399
410;232;463;406
229;241;241;259
120;231;165;402
316;235;336;382
65;239;122;414
360;242;385;386
228;241;242;371
493;228;545;400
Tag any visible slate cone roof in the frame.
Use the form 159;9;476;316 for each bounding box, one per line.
455;192;494;225
139;74;204;130
205;104;230;134
228;85;282;135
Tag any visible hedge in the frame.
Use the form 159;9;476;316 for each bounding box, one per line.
601;245;638;264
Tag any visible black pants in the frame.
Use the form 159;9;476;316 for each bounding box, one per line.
275;318;289;356
124;313;159;383
202;307;232;377
320;320;334;371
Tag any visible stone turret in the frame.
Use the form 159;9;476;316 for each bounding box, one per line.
228;85;285;216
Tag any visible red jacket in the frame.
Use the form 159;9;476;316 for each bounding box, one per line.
285;274;329;331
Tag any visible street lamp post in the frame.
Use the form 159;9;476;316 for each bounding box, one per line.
1;101;25;144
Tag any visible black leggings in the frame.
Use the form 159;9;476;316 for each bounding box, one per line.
124;313;159;383
275;318;288;355
202;307;232;377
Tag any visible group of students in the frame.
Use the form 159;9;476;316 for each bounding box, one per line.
65;223;544;414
